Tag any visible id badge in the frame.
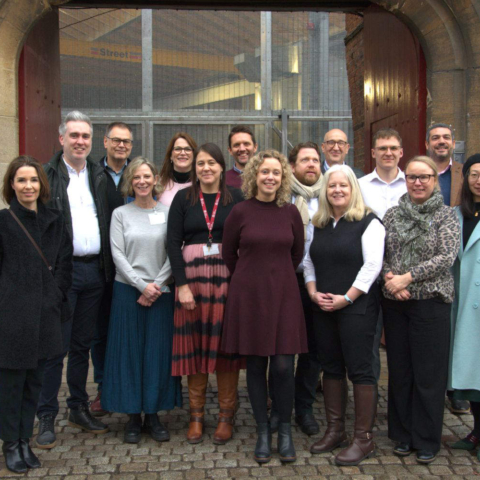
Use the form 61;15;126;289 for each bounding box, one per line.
149;212;165;225
203;243;220;256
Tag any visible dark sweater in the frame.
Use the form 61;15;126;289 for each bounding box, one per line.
225;168;243;189
167;186;243;285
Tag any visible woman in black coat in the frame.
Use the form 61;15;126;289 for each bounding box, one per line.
0;156;72;473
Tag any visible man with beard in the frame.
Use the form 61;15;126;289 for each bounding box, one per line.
269;142;323;436
225;125;258;189
426;123;462;206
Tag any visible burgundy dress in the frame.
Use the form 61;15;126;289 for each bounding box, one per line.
221;198;308;356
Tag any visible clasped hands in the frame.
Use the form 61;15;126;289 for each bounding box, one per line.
311;292;349;312
384;271;412;301
138;283;163;307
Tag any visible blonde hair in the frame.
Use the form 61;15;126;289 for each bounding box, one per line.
242;149;292;207
312;164;371;228
404;155;440;192
121;156;162;198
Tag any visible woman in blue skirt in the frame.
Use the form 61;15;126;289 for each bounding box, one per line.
103;157;181;444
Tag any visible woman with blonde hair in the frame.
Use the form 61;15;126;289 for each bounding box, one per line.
221;150;307;464
304;164;385;466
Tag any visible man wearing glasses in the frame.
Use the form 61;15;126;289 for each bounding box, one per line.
320;128;365;179
89;122;134;416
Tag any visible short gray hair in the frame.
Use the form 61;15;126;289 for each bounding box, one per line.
426;123;454;143
59;111;93;137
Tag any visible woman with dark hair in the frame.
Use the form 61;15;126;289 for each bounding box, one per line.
448;154;480;460
167;143;244;445
0;156;72;473
102;157;181;444
158;132;197;206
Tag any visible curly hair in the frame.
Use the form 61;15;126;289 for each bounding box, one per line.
242;149;292;207
121;156;162;198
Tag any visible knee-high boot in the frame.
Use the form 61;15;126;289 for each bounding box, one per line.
335;384;377;466
213;371;239;445
187;373;208;444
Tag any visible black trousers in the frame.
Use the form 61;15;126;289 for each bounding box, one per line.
0;360;46;441
312;293;378;385
383;297;450;453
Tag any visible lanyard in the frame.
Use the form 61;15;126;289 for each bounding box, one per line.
199;191;221;248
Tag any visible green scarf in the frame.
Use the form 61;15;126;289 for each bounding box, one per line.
395;190;445;272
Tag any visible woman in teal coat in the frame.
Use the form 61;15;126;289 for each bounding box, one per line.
449;154;480;459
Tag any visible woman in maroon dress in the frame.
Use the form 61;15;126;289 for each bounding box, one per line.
222;150;307;464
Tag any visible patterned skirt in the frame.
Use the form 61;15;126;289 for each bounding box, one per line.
171;244;245;376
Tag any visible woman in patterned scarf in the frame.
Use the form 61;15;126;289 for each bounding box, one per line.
382;155;460;464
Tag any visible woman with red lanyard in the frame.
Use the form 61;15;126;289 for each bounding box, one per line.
167;143;244;445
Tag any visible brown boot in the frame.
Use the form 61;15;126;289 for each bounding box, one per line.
187;373;208;444
213;371;239;445
310;378;348;454
335;384;377;466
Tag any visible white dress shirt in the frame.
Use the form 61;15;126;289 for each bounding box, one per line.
64;159;101;256
303;218;385;293
292;195;319;273
358;168;407;219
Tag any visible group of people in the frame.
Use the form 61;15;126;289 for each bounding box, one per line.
0;111;479;473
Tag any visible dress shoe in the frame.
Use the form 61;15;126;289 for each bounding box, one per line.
254;423;272;464
449;432;479;450
393;442;413;456
144;414;169;442
449;398;471;414
36;413;57;449
124;414;142;443
68;403;109;433
416;450;436;464
19;438;41;468
269;411;279;434
295;412;320;436
278;423;296;462
90;392;109;417
2;440;28;474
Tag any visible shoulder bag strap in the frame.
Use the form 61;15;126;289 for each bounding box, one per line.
9;209;53;272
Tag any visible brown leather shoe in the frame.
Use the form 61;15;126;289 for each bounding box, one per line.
187;407;205;444
310;378;348;454
90;392;108;417
335;384;377;466
213;371;239;445
186;373;208;444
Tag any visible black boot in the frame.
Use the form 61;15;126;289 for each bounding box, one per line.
124;414;142;444
2;440;28;474
144;414;169;442
278;423;296;462
254;423;272;464
19;438;41;468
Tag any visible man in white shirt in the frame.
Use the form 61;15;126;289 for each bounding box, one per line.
269;142;323;436
36;111;112;449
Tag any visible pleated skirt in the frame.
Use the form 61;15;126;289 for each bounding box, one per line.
102;281;182;414
171;244;245;376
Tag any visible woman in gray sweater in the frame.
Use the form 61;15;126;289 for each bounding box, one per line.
102;157;181;444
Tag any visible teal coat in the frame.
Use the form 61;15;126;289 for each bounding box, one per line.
449;207;480;391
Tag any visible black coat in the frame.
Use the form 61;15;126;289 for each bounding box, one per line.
0;198;73;369
44;151;113;282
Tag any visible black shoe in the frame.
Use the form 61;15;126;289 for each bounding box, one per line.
143;414;169;442
295;412;320;436
68;404;109;434
416;450;436;464
124;414;142;444
449;398;471;414
19;438;41;468
269;411;279;434
36;413;57;449
393;442;413;457
2;440;28;474
254;423;272;464
278;423;296;462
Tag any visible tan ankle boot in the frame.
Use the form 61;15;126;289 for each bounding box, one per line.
213;371;239;445
187;373;208;444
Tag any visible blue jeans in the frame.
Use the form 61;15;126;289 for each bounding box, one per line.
37;258;105;417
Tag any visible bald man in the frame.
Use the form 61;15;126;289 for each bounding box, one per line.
321;128;364;179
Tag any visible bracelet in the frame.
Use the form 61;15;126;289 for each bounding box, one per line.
310;291;317;300
344;294;354;305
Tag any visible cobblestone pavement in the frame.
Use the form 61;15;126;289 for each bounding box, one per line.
1;349;478;479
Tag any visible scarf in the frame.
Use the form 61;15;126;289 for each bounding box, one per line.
395;190;445;272
291;174;323;237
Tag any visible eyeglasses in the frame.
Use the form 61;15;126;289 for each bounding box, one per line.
324;140;347;148
173;147;193;153
375;146;401;152
468;172;480;182
405;174;435;184
106;136;133;146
